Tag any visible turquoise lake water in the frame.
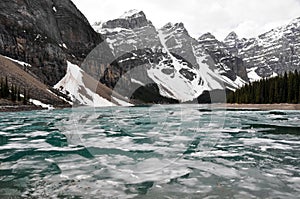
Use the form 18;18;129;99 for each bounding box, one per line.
0;105;299;198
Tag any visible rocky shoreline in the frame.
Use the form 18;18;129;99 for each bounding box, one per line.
0;99;70;112
0;104;71;112
1;103;300;113
0;105;46;112
220;103;300;110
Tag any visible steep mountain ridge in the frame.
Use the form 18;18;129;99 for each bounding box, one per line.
237;17;300;79
200;17;300;82
196;16;300;83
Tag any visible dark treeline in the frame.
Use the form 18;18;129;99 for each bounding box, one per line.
227;70;300;104
0;76;30;104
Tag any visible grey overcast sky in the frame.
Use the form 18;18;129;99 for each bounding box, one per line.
72;0;300;40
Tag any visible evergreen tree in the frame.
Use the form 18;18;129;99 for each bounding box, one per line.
269;80;274;104
298;70;300;102
11;84;15;102
227;71;300;104
27;90;30;103
0;77;3;98
288;72;293;103
17;87;21;102
283;72;288;103
4;76;9;98
255;82;261;104
294;70;299;103
23;88;27;105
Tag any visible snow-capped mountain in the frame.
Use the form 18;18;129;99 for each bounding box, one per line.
94;10;247;102
237;18;300;79
196;16;300;83
208;17;300;82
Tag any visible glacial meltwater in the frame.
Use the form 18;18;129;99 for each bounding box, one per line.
0;105;299;198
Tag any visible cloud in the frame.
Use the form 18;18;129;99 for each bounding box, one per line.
72;0;300;40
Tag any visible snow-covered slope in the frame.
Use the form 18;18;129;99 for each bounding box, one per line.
3;55;32;68
119;9;144;19
159;23;247;92
54;61;131;107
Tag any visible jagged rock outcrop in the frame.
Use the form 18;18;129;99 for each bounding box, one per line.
224;31;241;56
0;0;104;86
198;33;224;51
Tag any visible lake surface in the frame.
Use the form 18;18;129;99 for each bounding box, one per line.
0;105;299;198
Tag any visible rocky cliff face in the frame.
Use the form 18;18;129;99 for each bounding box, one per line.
223;31;244;56
102;10;152;30
198;33;224;51
197;32;249;82
0;0;103;86
94;10;165;100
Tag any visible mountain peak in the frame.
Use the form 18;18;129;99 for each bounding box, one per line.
119;9;145;19
162;22;174;29
160;22;189;36
224;31;238;41
198;32;217;41
102;10;151;29
287;16;300;29
175;22;185;28
162;22;185;28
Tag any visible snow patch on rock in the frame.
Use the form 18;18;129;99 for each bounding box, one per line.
247;67;262;82
54;61;116;107
30;99;54;110
119;9;143;19
3;55;31;68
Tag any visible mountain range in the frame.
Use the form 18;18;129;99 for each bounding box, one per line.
0;1;299;107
